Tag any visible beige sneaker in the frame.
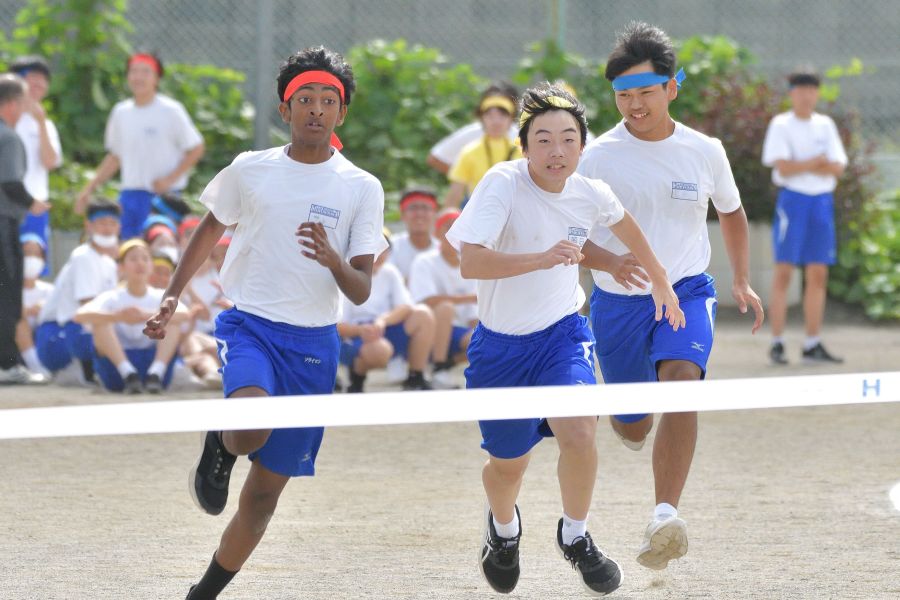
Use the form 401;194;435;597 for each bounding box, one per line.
636;515;688;570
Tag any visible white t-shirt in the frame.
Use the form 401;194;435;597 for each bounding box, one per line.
15;112;62;201
408;248;478;327
429;122;519;166
189;267;226;334
23;279;54;329
341;262;411;325
579;120;742;295
39;244;118;325
201;145;387;327
104;93;203;190
83;286;165;350
389;231;437;281
446;159;625;335
761;111;848;195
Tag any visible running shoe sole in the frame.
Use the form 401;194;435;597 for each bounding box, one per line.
637;517;688;570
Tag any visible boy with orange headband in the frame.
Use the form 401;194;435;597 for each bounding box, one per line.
76;51;205;239
443;82;522;208
143;46;385;600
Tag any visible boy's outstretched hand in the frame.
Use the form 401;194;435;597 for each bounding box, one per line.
144;296;179;340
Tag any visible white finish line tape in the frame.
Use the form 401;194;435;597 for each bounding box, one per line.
0;371;896;441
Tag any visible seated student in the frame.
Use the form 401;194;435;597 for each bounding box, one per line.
339;230;435;392
75;239;186;393
16;233;54;378
189;234;233;335
389;187;439;282
35;199;120;380
409;209;477;389
443;82;522;208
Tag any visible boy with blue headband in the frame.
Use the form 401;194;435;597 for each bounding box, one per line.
578;22;765;571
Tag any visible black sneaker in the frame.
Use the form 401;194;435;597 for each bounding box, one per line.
479;506;521;594
123;372;142;394
189;431;237;516
144;373;163;394
802;342;843;364
769;342;788;365
402;372;433;391
557;519;622;596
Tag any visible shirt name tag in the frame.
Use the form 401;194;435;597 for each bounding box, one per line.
309;204;341;229
671;181;699;201
568;227;588;246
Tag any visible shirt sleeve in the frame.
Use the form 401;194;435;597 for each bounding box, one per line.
199;158;244;226
586;180;626;241
709;139;742;213
104;105;122;156
347;177;387;260
388;266;413;307
445;169;512;252
0;133;24;182
46;119;63;168
447;147;473;185
408;257;439;303
825;117;848;166
72;257;107;303
761;118;790;167
171;101;204;151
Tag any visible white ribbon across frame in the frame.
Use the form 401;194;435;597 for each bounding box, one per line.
0;371;896;441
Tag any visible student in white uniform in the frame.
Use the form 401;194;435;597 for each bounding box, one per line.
578;22;764;572
388;187;439;281
339;229;435;392
447;83;683;596
408;208;477;389
75;239;185;393
15;232;53;377
143;47;386;600
10;56;62;252
762;69;847;365
76;51;205;239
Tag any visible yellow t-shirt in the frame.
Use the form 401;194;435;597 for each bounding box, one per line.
448;135;523;194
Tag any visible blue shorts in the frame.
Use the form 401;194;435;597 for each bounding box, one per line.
35;321;95;372
215;308;340;477
340;324;470;366
590;273;717;423
119;189;155;240
94;347;176;392
773;188;836;265
466;312;596;459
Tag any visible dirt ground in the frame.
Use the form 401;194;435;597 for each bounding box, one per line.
1;307;899;599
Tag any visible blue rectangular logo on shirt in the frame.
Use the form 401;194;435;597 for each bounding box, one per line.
309;204;341;229
671;181;699;201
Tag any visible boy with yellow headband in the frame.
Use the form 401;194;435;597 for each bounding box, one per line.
144;46;385;600
443;82;522;208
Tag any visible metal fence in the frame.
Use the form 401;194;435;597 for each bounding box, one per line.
1;0;898;181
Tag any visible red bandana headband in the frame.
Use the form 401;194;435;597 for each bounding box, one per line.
129;53;161;76
282;70;346;151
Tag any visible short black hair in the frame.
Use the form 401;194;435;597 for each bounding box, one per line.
517;84;588;151
788;70;821;88
277;46;356;106
86;198;121;219
604;22;676;83
0;73;26;105
126;50;165;78
476;81;519;117
9;55;51;80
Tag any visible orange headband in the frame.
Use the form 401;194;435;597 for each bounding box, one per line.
282;70;346;150
129;54;161;75
435;210;462;234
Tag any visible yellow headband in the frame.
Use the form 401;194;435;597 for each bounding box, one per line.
479;95;516;116
518;95;575;128
118;238;148;261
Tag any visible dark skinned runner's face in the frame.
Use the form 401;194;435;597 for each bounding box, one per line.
278;82;347;158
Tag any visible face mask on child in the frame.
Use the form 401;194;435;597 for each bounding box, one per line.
23;256;45;279
92;233;118;248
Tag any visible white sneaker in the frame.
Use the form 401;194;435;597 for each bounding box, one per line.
0;364;49;385
431;369;459;390
52;361;85;387
636;515;688;570
386;356;408;384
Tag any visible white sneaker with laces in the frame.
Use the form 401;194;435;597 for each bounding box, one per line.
636;515;688;570
386;356;408;383
0;364;49;385
431;369;459;389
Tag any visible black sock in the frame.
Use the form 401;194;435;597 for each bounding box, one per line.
348;370;366;392
406;370;424;383
433;359;455;372
79;358;94;382
187;553;238;599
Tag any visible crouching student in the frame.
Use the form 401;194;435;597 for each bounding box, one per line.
75;239;185;393
16;232;54;378
338;229;435;392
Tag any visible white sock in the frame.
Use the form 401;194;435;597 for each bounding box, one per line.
561;513;588;546
803;336;820;351
654;502;678;521
147;360;167;378
492;511;520;540
116;360;137;378
21;347;43;373
771;336;785;346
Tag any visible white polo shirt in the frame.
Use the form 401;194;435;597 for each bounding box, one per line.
408;248;477;327
579;120;742;295
340;262;411;325
446;159;624;335
40;244;118;325
16;112;62;201
82;286;166;350
201;146;387;327
761;111;847;195
104;93;203;191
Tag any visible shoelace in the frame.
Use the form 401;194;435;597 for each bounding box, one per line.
488;534;520;566
563;534;603;569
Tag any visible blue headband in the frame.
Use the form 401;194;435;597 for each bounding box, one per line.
151;195;184;224
142;214;177;233
88;209;120;222
612;67;686;91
